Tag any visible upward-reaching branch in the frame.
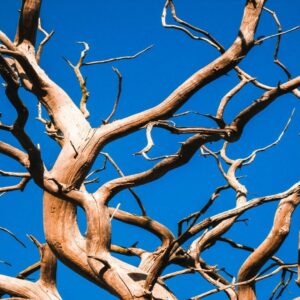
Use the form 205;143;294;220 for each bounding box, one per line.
238;193;300;299
96;0;266;144
15;0;41;47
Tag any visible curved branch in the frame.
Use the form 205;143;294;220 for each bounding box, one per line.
103;67;123;124
97;0;266;142
175;182;300;246
109;207;174;249
237;193;300;299
95;133;222;203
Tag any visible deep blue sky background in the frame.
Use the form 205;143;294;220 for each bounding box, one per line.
0;1;300;299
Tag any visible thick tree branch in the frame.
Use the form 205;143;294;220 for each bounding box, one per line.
95;0;266;144
237;193;300;299
15;0;41;47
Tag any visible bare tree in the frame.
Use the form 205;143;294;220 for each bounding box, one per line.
0;0;300;299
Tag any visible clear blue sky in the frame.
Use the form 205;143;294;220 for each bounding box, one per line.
0;1;300;299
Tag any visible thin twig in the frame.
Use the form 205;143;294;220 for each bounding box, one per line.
0;170;30;178
242;108;295;166
217;237;283;265
178;184;230;236
0;259;12;267
36;18;55;63
263;7;292;79
64;42;90;118
83;177;99;185
0;227;26;248
173;111;203;118
161;268;196;280
103;67;122;124
85;156;108;180
27;234;42;249
36;101;48;125
162;1;220;49
0;177;31;193
100;152;147;216
255;25;300;45
167;0;223;51
83;45;154;66
110;203;121;221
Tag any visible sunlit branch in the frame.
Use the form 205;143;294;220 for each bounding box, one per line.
0;31;16;50
64;42;90;118
0;1;299;299
263;7;292;79
148;122;230;137
172;110;224;127
108;207;174;249
110;244;145;258
0;177;31;194
95;133;223;206
229;76;300;137
35;102;63;145
135;121;179;161
200;146;227;180
83;177;99;185
161;268;196;281
162;1;220;49
0;170;30;178
183;254;237;300
216;78;251;120
0;141;29;168
0;43;45;91
95;73;300;208
36;18;54;64
17;261;41;279
237;192;300;298
172;111;203;118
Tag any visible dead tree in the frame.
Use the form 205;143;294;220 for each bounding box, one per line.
0;0;300;299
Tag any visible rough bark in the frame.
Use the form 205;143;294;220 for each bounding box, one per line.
0;0;299;299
